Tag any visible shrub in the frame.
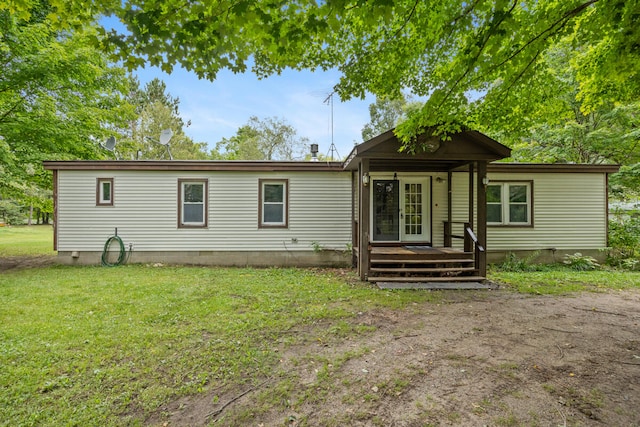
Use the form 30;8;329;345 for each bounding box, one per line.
607;216;640;269
0;200;24;225
563;253;600;271
495;251;542;272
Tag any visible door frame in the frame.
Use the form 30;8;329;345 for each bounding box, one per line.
400;177;431;243
370;174;432;244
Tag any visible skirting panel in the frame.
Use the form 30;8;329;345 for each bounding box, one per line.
56;250;351;267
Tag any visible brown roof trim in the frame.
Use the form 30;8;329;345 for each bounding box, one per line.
43;160;345;172
343;128;511;170
488;163;620;174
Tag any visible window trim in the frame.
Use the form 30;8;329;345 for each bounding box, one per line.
487;181;533;227
178;179;208;229
258;179;289;229
96;178;114;206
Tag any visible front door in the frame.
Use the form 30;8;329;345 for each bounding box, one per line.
372;178;430;242
401;179;430;242
373;180;400;241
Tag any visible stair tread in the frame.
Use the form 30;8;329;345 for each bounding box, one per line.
370;258;474;264
368;276;486;283
370;267;476;273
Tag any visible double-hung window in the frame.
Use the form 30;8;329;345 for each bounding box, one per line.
487;182;532;226
96;178;114;206
178;179;208;228
259;179;288;228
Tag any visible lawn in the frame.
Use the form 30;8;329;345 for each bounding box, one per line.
2;226;640;425
0;264;440;426
0;224;55;256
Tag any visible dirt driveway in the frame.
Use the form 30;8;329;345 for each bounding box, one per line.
167;289;640;426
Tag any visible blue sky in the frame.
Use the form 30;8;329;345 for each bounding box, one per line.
133;65;376;159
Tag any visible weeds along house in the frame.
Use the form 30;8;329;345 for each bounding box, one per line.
44;129;618;284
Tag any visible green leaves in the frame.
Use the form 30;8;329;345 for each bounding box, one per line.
5;0;639;155
0;9;135;203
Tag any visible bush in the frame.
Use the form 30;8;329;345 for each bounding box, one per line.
495;251;543;272
563;252;600;271
0;200;24;225
607;216;640;270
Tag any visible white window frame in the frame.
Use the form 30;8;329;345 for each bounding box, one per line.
96;178;113;206
259;179;288;228
178;179;208;228
487;181;532;226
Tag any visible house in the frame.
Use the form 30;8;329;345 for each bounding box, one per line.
43;129;618;285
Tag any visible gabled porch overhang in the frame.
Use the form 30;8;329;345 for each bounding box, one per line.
343;129;511;283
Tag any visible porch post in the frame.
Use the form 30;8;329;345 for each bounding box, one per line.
477;161;488;277
468;163;474;230
351;170;357;268
359;159;371;281
446;169;452;247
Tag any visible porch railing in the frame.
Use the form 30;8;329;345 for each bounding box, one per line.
443;221;485;273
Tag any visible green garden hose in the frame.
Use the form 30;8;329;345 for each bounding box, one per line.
101;234;126;267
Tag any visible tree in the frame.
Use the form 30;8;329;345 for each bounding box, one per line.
0;7;135;209
361;95;421;141
216;116;309;160
490;43;640;164
481;41;640;196
5;1;639;150
9;0;630;149
117;77;209;160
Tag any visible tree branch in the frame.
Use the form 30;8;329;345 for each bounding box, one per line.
0;97;26;124
491;0;599;74
438;0;518;109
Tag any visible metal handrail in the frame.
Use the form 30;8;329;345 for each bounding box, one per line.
465;227;484;252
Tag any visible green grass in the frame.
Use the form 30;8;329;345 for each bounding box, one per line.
2;227;640;424
0;225;55;256
0;265;440;426
489;269;640;294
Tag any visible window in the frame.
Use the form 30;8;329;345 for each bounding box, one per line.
96;178;114;206
487;182;532;226
259;179;288;228
178;179;208;228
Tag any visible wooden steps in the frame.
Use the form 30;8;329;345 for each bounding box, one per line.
370;267;476;274
376;281;496;290
369;258;475;265
370;275;486;283
366;247;484;285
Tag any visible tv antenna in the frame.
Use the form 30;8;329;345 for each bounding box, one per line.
323;92;340;161
145;129;174;160
99;136;119;159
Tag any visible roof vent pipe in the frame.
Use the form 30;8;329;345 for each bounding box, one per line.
310;144;319;162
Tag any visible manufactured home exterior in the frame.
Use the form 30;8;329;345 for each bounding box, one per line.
46;162;353;266
44;130;618;283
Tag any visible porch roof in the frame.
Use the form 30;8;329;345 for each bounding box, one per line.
343;128;511;172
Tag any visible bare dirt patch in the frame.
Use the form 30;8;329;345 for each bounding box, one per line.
0;255;56;271
158;290;640;426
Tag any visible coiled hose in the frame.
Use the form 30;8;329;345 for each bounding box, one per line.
101;234;127;266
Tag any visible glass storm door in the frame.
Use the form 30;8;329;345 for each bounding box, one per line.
373;180;400;241
401;180;429;242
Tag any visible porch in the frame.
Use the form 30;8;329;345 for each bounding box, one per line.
355;221;488;288
344;128;512;286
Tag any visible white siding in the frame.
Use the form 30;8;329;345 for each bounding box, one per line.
430;173;449;247
451;171;608;251
57;170;352;252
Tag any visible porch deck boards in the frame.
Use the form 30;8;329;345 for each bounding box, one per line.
371;246;463;256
